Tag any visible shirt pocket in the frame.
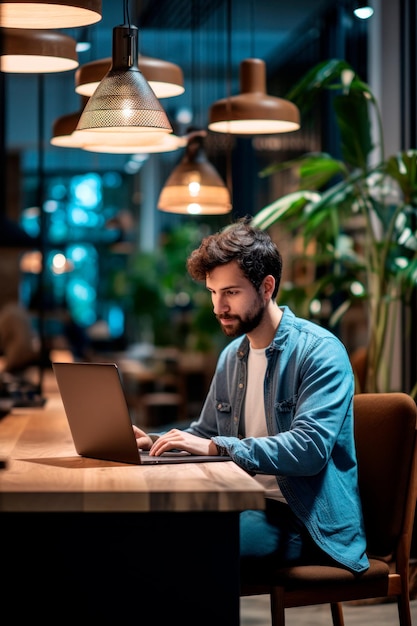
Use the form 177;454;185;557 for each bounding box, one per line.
274;396;297;432
215;400;233;435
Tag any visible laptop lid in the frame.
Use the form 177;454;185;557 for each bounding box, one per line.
52;361;231;465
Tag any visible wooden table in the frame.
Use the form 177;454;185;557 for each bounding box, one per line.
0;389;265;625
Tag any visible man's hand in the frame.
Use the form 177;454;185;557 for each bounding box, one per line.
149;429;219;457
132;425;153;450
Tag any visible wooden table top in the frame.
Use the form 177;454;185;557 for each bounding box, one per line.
0;388;265;514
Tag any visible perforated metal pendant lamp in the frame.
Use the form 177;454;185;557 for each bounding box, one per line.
158;133;232;215
52;106;184;153
208;58;300;135
52;110;183;152
0;1;102;28
0;27;78;73
75;54;184;99
76;24;172;136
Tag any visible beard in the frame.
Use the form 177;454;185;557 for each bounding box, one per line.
216;296;265;338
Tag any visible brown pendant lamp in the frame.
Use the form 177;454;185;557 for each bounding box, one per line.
0;27;78;73
75;54;184;99
208;58;300;135
50;97;88;147
75;21;172;139
157;132;232;215
0;1;102;28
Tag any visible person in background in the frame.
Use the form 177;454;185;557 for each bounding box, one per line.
133;218;369;576
0;302;40;373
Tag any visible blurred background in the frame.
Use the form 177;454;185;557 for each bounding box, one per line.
0;0;415;423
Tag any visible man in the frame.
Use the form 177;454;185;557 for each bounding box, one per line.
133;219;369;574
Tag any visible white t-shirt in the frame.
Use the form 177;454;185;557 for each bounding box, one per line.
245;344;286;503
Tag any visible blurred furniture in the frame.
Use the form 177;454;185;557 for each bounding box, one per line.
241;392;417;626
0;384;264;625
0;302;39;372
350;346;368;392
119;348;216;428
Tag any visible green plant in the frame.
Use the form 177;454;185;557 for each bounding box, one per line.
252;59;417;395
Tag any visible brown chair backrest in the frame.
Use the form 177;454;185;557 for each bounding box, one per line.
354;392;417;557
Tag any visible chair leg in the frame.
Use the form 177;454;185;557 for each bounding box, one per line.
330;602;345;626
397;597;412;626
270;587;285;626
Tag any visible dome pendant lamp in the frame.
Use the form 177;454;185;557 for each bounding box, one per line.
208;58;300;135
0;1;102;29
50;97;89;147
75;54;184;99
0;27;78;73
158;132;232;215
75;21;172;138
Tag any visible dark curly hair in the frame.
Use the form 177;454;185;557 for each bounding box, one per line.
186;218;282;299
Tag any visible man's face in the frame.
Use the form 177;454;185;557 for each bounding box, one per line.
206;261;266;338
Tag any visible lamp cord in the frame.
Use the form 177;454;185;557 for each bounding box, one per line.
123;0;131;26
250;0;255;57
225;0;233;207
226;0;232;102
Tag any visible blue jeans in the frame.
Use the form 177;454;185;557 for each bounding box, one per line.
240;499;330;576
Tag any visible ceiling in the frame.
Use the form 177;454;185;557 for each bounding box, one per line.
4;0;342;171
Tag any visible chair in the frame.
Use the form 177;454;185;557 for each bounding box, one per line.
240;392;417;626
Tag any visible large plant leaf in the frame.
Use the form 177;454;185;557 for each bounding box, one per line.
298;154;347;190
251;191;321;230
259;153;315;179
259;152;347;190
286;59;352;112
333;92;374;169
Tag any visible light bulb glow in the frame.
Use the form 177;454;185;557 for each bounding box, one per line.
188;181;201;196
354;6;374;19
187;203;202;215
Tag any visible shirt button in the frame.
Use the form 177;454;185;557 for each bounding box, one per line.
234;416;238;423
217;403;222;409
239;383;244;388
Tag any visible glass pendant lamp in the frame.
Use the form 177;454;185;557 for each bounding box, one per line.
157;132;232;215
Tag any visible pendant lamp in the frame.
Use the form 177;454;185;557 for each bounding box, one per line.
51;99;185;153
0;1;102;28
50;98;88;147
75;55;184;99
0;27;78;73
157;132;232;215
208;58;300;135
75;23;172;137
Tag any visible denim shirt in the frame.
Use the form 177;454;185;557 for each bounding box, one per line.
187;306;369;574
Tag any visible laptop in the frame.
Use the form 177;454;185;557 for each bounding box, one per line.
52;361;231;465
